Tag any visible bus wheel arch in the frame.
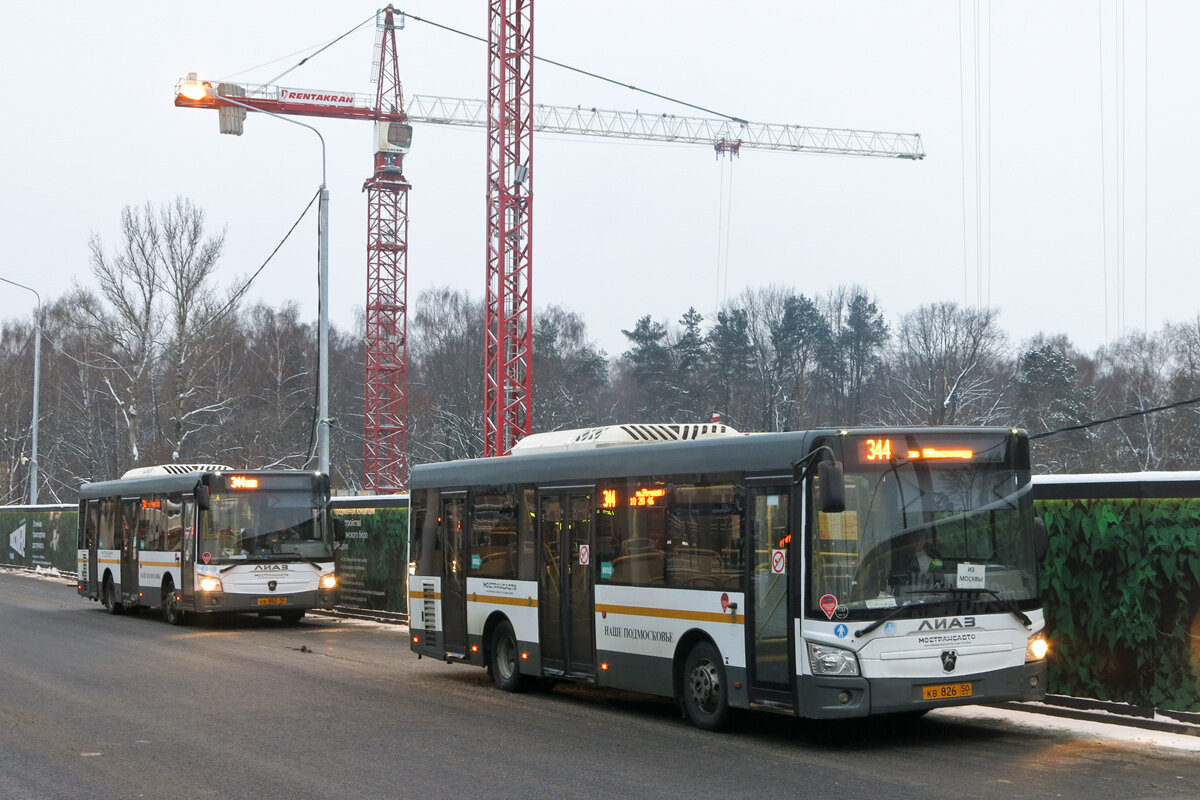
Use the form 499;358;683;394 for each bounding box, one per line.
484;614;525;693
674;632;730;731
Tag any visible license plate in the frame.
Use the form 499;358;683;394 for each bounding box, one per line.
921;682;973;701
257;597;288;606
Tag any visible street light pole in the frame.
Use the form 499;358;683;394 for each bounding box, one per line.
184;83;332;477
1;277;40;504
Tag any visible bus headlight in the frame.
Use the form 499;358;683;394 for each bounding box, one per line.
1026;634;1049;662
807;641;860;676
198;576;222;592
319;573;337;590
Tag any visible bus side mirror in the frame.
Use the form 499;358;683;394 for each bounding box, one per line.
1033;516;1048;561
333;517;346;543
194;484;210;511
818;460;846;514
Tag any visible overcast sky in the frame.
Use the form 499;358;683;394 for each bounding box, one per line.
2;1;1195;359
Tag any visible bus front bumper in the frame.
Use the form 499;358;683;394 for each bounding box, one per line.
190;588;338;614
798;659;1048;719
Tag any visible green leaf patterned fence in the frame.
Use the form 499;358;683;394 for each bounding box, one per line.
1035;476;1200;712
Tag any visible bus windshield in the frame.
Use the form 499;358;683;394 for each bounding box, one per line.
199;489;331;563
810;440;1037;620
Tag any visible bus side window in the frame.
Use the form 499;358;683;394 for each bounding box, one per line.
97;500;116;551
165;493;184;551
517;487;537;581
413;489;441;577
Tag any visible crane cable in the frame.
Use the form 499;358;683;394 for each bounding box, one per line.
397;10;749;124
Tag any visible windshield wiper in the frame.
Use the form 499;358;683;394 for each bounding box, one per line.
854;588;1032;638
272;552;333;571
854;600;953;638
914;587;1032;629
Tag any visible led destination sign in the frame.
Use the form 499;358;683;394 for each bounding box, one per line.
599;487;667;509
857;437;977;464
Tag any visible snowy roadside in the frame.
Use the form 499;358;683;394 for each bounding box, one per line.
939;703;1200;752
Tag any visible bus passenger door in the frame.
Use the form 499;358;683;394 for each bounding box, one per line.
119;499;140;605
180;497;196;610
746;486;795;707
440;494;468;658
82;500;99;598
538;490;595;679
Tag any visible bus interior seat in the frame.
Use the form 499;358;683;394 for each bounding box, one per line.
610;550;665;585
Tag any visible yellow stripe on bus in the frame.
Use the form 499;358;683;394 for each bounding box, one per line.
409;590;442;600
596;603;744;626
467;594;538;608
140;560;179;568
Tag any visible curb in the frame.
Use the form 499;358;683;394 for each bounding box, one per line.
1002;696;1200;738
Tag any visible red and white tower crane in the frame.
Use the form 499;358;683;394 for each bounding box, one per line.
177;3;925;480
484;0;534;457
176;6;412;493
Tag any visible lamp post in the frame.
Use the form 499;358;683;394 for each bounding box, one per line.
1;277;40;504
177;79;331;477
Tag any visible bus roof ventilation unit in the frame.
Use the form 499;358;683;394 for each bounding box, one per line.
510;423;742;454
121;464;234;479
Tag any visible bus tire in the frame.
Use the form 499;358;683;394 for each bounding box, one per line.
280;610;305;625
162;580;185;626
488;619;525;693
681;641;730;731
102;575;124;615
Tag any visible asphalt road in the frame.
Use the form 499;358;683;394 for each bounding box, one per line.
2;570;1198;800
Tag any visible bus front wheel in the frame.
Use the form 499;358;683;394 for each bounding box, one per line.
162;580;185;625
488;619;525;693
681;641;730;731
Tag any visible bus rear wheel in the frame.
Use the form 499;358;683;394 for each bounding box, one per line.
102;576;124;615
681;641;729;731
488;619;525;693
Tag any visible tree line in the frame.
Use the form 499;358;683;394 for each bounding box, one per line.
3;198;1199;503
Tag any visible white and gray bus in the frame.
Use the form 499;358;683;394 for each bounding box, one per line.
408;424;1049;729
77;466;343;625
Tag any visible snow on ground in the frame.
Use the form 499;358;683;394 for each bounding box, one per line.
937;703;1200;752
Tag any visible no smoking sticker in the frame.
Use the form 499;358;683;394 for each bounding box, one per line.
771;549;787;574
579;544;590;565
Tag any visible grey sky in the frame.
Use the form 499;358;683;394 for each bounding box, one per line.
2;1;1194;358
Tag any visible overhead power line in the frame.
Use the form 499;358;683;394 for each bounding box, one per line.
1030;394;1200;440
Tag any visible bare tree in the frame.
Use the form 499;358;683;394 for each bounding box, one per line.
157;197;230;461
408;287;485;463
887;302;1009;426
85;204;164;467
85;198;230;469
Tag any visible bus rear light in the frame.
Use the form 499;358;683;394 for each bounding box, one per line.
471;645;479;653
600;662;609;671
520;652;529;660
412;636;420;644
